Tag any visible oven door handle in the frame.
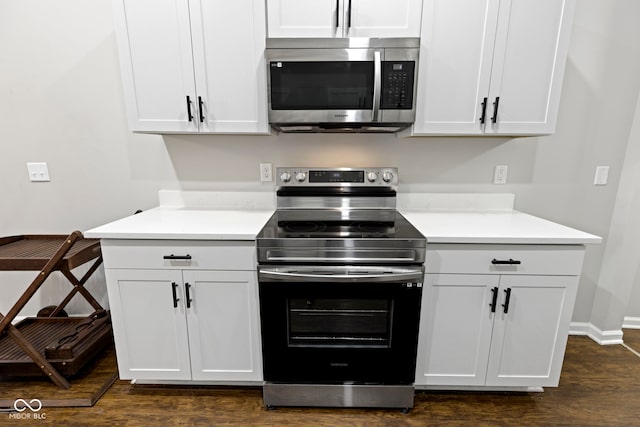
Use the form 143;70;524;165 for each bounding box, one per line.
258;267;423;283
266;256;418;263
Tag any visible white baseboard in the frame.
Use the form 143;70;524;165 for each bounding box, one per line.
623;316;640;329
569;322;623;345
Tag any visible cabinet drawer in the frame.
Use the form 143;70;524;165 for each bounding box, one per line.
426;244;585;276
101;240;256;270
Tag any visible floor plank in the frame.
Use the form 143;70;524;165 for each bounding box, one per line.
0;346;117;408
623;328;640;353
2;336;640;426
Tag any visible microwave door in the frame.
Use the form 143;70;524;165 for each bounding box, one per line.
267;49;379;124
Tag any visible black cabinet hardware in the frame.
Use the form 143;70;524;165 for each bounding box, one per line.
163;254;192;260
347;0;352;29
198;96;205;122
491;258;521;265
479;97;488;124
186;95;194;122
490;286;499;313
502;288;512;313
335;0;339;29
491;96;500;124
171;282;180;308
185;282;192;309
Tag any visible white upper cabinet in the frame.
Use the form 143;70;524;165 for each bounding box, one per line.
413;0;575;136
114;0;197;133
266;0;423;38
113;0;269;134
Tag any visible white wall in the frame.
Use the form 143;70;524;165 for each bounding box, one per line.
593;88;640;332
1;0;639;333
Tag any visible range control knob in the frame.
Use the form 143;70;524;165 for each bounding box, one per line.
382;170;394;183
367;172;378;182
295;172;307;182
280;172;292;183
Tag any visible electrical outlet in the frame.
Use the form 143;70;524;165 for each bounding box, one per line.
493;165;508;185
260;163;273;182
27;162;50;182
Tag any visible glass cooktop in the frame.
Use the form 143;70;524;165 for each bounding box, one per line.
257;211;423;241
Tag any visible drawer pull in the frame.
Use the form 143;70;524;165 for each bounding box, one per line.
502;288;512;314
489;286;499;313
491;258;521;265
163;254;192;260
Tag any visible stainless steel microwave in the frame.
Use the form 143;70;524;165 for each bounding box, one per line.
265;38;419;133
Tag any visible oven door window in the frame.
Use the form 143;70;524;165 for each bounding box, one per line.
269;61;374;110
288;297;392;348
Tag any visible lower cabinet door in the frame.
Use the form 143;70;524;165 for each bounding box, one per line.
415;274;498;386
485;275;578;387
105;269;192;380
183;270;263;381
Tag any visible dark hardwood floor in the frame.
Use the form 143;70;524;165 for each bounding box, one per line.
3;334;640;426
623;328;640;353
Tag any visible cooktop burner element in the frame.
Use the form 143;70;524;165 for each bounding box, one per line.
282;221;326;233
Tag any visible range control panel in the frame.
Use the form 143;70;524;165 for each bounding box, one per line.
276;167;398;187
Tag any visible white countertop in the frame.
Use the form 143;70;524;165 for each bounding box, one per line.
402;210;601;244
84;192;601;244
84;207;274;240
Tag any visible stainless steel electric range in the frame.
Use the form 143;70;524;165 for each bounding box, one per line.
256;167;426;411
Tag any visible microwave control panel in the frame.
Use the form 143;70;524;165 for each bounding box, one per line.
381;61;415;110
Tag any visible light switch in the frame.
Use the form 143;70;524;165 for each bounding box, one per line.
27;162;50;182
594;166;609;185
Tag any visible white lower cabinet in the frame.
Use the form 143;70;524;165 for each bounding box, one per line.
102;241;262;383
415;244;583;388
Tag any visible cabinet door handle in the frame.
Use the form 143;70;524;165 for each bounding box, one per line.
186;96;194;122
502;288;512;314
491;96;500;124
479;97;488;124
185;282;192;309
163;254;192;260
347;0;352;29
198;96;205;123
490;286;499;313
491;258;521;265
335;0;339;29
171;282;180;308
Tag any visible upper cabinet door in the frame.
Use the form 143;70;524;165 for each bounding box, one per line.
347;0;423;38
411;0;575;136
413;0;499;134
485;0;575;135
113;0;198;132
189;0;269;133
266;0;423;38
267;0;341;38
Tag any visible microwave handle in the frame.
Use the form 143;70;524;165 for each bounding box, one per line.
372;50;381;122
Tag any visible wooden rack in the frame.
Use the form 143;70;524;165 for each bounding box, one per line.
0;231;112;389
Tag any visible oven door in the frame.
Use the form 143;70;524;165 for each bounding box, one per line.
258;265;423;384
